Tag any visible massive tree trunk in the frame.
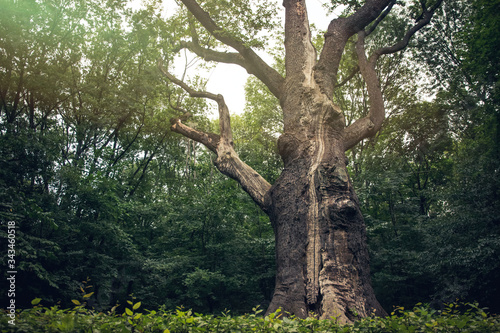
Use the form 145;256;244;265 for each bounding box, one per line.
160;0;442;323
262;1;390;320
265;88;384;322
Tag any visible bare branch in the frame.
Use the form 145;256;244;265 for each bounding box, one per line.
159;59;219;101
371;0;444;62
334;65;359;88
344;31;385;151
179;0;284;99
365;0;397;36
344;0;443;150
159;59;233;141
179;40;247;67
316;0;393;96
180;18;250;68
170;116;220;153
158;60;272;210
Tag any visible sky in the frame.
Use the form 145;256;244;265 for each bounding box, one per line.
170;0;335;116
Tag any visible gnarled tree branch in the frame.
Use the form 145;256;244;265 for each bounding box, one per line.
158;60;272;211
371;0;444;62
170;115;220;154
344;0;444;150
179;40;247;67
365;0;397;36
315;0;393;96
179;0;284;99
344;31;385;151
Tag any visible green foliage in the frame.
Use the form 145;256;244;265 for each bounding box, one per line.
0;0;276;314
1;0;499;321
1;301;499;332
165;0;280;54
232;76;283;183
332;0;500;313
198;0;280;49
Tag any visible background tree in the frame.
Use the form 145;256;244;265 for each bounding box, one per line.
0;0;279;313
346;0;500;312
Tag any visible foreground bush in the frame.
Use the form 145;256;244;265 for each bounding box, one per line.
1;301;499;332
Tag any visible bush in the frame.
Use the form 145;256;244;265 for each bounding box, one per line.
1;301;499;332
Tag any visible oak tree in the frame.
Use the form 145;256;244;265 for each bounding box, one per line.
159;0;443;322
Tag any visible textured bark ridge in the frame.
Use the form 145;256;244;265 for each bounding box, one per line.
161;0;442;324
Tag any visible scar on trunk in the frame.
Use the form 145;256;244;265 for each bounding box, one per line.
296;1;305;17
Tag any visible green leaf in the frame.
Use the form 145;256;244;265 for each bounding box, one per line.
71;300;81;306
31;298;42;305
125;308;133;316
83;292;94;299
133;301;141;310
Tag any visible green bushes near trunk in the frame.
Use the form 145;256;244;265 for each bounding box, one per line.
1;301;499;332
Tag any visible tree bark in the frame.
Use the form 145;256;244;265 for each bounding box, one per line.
266;87;385;322
259;0;387;321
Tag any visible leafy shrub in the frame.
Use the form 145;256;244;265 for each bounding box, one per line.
1;301;499;332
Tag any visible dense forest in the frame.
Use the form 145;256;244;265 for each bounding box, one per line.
1;0;499;319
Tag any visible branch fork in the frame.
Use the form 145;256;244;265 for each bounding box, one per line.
343;0;444;150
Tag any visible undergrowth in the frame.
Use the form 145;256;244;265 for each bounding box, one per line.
1;300;499;332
